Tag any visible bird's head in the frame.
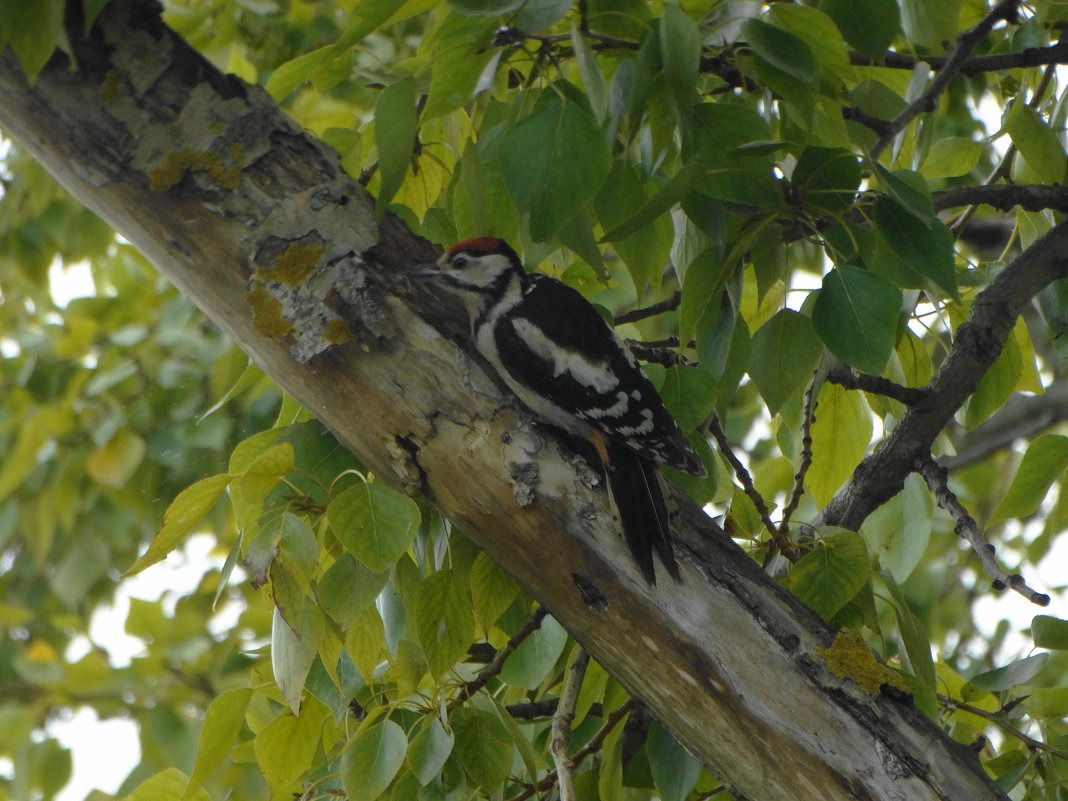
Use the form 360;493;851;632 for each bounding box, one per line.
412;237;525;321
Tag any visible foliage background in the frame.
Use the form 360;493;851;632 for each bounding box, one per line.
2;0;1068;799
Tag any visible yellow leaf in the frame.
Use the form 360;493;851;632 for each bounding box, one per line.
87;429;146;488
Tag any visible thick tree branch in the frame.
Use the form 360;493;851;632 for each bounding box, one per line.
933;183;1068;213
817;221;1068;531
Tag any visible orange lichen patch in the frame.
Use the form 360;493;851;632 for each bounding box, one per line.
818;630;911;696
323;317;353;345
247;285;293;338
149;145;243;192
269;240;324;286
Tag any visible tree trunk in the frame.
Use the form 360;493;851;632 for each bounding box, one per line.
0;2;1006;799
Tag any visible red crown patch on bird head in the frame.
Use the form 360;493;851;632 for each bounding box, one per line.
448;237;505;256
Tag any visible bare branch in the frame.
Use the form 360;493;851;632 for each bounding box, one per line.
615;291;681;325
871;0;1022;159
826;365;927;405
917;458;1049;606
779;379;818;537
855;40;1068;76
817;219;1068;531
451;606;549;709
550;648;589;801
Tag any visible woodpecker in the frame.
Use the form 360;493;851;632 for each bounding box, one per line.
417;237;705;582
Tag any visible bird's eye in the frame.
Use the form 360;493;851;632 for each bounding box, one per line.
451;256;468;269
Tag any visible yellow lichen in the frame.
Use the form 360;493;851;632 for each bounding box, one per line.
247;285;293;338
323;317;353;345
149;145;243;192
268;240;324;286
818;630;912;696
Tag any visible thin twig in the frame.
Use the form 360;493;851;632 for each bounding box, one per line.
779;378;818;538
550;648;589;801
450;606;549;709
916;458;1049;606
826;364;926;405
707;413;795;559
937;693;1068;760
505;699;636;801
871;0;1022;159
615;291;681;325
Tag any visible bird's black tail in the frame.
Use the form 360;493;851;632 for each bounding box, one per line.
603;439;680;584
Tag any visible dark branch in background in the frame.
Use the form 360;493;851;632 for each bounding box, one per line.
816;220;1068;532
942;381;1068;470
852;40;1068;76
826;365;927;405
870;0;1022;159
937;693;1068;759
934;184;1068;213
451;606;548;709
841;106;896;137
917;459;1050;606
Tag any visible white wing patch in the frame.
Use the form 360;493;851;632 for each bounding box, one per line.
509;317;620;393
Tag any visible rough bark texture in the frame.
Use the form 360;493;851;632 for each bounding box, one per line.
0;2;1009;800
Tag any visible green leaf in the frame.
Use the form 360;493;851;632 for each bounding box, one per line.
883;573;935;689
1006;102;1068;183
989;435;1068;525
679;249;733;347
861;473;931;584
647;723;701;801
447;0;525;15
423;14;499;119
807;382;873;507
471;551;519;634
873;197;958;299
1033;615;1068;650
748;310;823;414
278;512;318;593
266;0;409;98
345;606;386;683
658;366;717;432
784;530;871;621
968;654;1049;692
0;0;64;81
965;331;1022;430
871;163;935;223
572;19;607;122
121;768;210;801
184;688;253;800
660;5;701;145
600;162;707;242
329;481;421;571
792;147;861;214
452;708;512;790
812;266;901;375
375;77;418;211
818;0;900;61
124;473;232;576
922;137;983;178
595;161;671;294
768;4;855;82
499;98;612;242
319;552;390;627
499;614;568;690
341;719;409;801
408;716;455;786
414;569;475;679
272;604;325;714
253;697;329;792
742;18;817;84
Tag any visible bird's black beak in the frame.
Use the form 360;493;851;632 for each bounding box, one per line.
406;259;445;280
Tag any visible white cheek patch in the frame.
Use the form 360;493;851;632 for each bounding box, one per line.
510;318;620;392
